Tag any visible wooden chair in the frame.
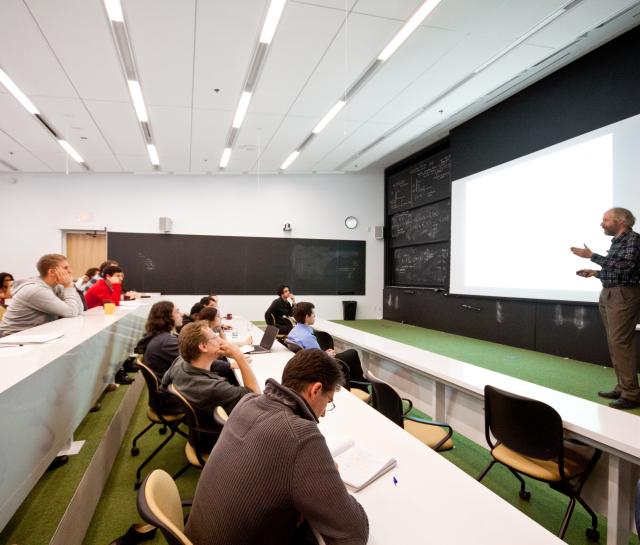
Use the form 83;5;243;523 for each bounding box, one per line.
477;385;602;541
137;469;194;545
365;370;453;451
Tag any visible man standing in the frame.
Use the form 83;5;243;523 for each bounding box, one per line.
0;254;83;337
571;207;640;409
185;349;369;545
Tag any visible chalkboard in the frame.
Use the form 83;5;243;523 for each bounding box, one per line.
391;243;449;287
387;151;451;213
389;200;450;248
108;232;365;295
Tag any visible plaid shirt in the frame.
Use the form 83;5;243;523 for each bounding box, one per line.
592;230;640;288
82;273;100;294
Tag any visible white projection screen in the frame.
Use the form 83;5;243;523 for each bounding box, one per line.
451;113;640;303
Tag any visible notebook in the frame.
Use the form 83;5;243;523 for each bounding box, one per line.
0;331;64;345
243;325;279;354
328;436;397;492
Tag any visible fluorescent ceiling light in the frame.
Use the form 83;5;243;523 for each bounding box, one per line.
128;80;149;122
473;9;566;74
378;0;442;62
0;68;39;115
232;91;252;128
220;147;232;168
280;150;299;170
312;100;346;134
58;140;84;163
259;0;287;44
104;0;124;22
147;144;160;166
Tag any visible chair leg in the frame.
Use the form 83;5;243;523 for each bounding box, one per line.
477;460;496;482
134;428;177;489
507;468;531;500
576;495;598;531
558;496;577;539
131;421;155;455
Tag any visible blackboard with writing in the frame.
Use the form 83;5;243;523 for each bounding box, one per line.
389;200;450;248
108;232;365;295
386;151;451;214
391;243;449;287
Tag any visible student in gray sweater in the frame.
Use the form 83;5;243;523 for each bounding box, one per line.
186;349;369;545
0;254;83;337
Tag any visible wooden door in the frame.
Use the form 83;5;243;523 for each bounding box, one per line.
65;232;107;280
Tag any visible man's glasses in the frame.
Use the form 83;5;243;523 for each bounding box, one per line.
326;400;336;411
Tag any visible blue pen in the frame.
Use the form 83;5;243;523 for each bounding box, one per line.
392;476;398;486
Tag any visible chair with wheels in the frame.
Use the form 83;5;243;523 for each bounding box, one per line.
137;469;194;545
365;370;453;451
132;358;187;489
167;384;222;481
334;358;371;403
284;339;303;353
477;384;602;541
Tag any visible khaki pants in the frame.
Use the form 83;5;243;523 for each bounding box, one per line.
599;286;640;402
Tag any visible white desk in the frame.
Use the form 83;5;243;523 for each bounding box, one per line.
0;301;153;530
229;318;565;545
312;318;640;545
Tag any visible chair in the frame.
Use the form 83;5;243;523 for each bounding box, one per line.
265;312;289;344
334;358;371;403
365;370;453;451
636;480;640;537
168;384;222;480
132;358;187;489
284;339;303;353
477;385;602;541
137;469;194;545
313;329;334;351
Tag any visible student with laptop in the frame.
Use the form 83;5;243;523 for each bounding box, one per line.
287;302;368;392
0;254;83;337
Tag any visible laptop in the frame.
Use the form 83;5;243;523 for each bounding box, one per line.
245;325;279;354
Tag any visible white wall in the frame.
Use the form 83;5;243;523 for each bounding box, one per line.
0;171;384;319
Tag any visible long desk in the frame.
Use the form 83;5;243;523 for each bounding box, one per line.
0;301;152;530
312;318;640;545
230;317;565;545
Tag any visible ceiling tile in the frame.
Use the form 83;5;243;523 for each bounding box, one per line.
84;99;146;156
189;108;233;171
116;155;154;172
148;105;191;172
0;94;61;153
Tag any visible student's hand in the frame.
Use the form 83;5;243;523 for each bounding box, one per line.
326;348;337;357
219;340;244;361
55;266;73;288
289;293;296;303
576;269;598;278
570;245;593;259
125;290;141;299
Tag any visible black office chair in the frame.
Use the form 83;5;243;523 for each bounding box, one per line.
137;469;193;545
477;385;602;541
285;339;303;353
132;358;188;489
265;312;290;344
313;330;334;351
167;384;222;481
334;358;371;403
365;370;453;451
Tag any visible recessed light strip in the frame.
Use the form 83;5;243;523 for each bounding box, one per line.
104;0;160;169
219;2;287;170
0;67;40;114
312;100;346;134
280;150;299;170
58;140;84;164
378;0;442;62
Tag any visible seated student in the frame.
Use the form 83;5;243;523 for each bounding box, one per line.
0;272;14;306
84;265;124;310
185;349;369;545
161;321;260;452
264;284;295;334
135;301;183;381
82;259;118;294
75;266;99;292
288;302;367;392
198;306;252;346
0;254;83;337
199;295;217;308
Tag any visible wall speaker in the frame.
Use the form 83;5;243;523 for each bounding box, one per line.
159;217;173;233
374;225;384;240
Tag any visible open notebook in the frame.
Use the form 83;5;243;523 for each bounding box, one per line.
0;331;64;345
328;436;397;492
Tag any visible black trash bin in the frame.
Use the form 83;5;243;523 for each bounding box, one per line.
342;300;357;321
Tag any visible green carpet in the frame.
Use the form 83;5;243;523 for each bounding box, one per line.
332;319;640;414
0;385;129;545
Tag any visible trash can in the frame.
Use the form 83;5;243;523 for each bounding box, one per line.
342;300;357;321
